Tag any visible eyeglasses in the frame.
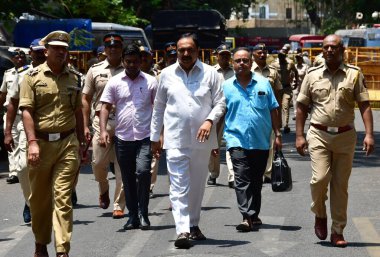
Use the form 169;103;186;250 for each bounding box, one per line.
233;58;250;64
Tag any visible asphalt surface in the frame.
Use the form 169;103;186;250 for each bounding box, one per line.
0;109;379;257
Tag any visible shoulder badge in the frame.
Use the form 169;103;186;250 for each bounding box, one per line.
92;61;104;68
27;67;40;77
17;65;30;73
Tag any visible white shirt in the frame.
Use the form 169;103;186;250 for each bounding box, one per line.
150;59;225;150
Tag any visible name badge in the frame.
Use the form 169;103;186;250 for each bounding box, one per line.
49;133;60;141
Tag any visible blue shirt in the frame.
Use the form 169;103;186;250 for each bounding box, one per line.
223;72;279;150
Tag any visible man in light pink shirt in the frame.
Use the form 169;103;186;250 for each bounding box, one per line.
99;44;157;230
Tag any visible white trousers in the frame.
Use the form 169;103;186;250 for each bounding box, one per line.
166;148;210;235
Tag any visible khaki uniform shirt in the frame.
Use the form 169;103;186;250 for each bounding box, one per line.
82;59;124;112
19;62;82;133
213;64;234;82
0;67;27;106
297;63;369;127
8;65;32;100
271;57;297;87
251;62;282;93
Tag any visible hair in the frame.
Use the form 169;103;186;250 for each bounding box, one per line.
177;33;200;48
233;47;251;55
122;44;142;58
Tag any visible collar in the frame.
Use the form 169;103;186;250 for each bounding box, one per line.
252;62;269;72
122;70;143;80
323;62;346;74
104;58;123;69
41;62;70;75
233;71;257;87
176;59;202;73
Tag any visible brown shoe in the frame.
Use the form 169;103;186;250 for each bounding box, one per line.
331;233;347;247
190;226;206;240
252;217;262;226
99;190;110;209
56;253;69;257
236;219;252;232
314;216;327;240
174;232;192;249
34;243;48;257
112;210;124;219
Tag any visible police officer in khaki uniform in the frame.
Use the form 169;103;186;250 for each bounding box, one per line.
207;43;235;188
272;45;298;133
4;39;46;224
82;33;126;218
19;30;85;257
296;34;375;248
0;49;28;184
251;44;282;183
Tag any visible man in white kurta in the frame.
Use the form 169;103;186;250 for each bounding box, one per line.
150;33;225;249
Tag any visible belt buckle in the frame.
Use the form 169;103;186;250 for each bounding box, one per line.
48;133;60;141
327;127;338;133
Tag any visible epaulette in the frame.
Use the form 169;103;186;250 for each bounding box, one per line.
345;63;360;71
5;67;15;74
69;67;83;77
17;65;30;73
307;65;324;74
91;61;104;68
27;67;40;77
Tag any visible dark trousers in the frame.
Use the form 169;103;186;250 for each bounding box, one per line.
114;137;152;218
229;147;269;219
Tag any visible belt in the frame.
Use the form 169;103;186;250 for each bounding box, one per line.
36;128;75;142
310;123;353;134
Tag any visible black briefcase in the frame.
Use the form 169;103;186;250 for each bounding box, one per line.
271;150;292;192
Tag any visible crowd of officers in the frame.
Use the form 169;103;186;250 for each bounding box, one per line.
0;29;375;256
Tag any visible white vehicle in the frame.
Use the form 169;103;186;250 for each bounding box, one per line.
92;22;151;49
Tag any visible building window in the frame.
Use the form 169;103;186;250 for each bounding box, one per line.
286;8;292;19
259;6;266;19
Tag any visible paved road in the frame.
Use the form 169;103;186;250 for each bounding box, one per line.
0;110;379;257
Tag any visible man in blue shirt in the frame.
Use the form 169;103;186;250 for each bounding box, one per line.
224;47;282;232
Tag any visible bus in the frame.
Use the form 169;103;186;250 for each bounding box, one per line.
289;34;325;51
335;28;380;47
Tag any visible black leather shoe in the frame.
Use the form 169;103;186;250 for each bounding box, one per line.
228;181;234;188
174;232;192;249
263;177;271;184
123;217;140;230
207;176;216;185
283;126;290;134
23;203;31;223
71;190;78;206
236;219;252;232
6;175;19;184
190;226;206;240
139;215;151;230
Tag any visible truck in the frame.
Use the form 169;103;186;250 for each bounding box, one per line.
289;34;325;51
12;19;151;72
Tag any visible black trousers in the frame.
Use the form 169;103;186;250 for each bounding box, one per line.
114;137;152;218
229;147;269;220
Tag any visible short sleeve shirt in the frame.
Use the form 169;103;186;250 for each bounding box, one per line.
223;72;279;150
82;59;124;111
19;62;82;132
251;62;282;93
297;63;369;127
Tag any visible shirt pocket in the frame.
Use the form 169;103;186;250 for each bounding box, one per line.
194;83;211;98
311;82;330;103
251;92;268;109
35;84;54;106
337;83;355;107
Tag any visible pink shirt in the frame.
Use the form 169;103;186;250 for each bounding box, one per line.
100;70;157;141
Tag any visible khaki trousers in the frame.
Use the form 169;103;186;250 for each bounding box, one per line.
264;131;275;179
3;113;18;177
91;116;125;211
281;87;293;128
29;133;79;253
15;116;31;205
208;119;234;182
307;126;356;234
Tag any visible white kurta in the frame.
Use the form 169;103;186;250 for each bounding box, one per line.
150;60;225;234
